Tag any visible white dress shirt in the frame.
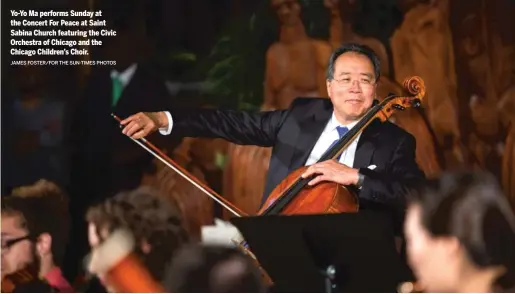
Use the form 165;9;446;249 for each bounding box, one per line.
159;111;362;167
304;113;361;167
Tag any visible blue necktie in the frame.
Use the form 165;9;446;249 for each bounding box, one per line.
327;126;349;161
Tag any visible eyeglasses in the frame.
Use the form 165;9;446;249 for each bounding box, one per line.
332;78;375;87
1;235;31;250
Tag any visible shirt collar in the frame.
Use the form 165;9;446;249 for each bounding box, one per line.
327;112;360;132
110;63;138;87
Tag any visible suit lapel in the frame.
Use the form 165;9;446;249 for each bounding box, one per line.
353;118;381;169
288;101;333;170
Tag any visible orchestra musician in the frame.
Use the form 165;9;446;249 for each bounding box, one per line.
120;42;426;233
84;186;190;292
403;171;515;292
1;180;72;292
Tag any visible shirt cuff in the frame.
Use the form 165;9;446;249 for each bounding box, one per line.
158;111;173;135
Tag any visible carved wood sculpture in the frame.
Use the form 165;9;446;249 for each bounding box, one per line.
391;0;464;167
456;0;515;172
222;0;333;217
460;12;502;169
325;0;441;177
263;0;333;109
140;140;214;241
222;140;272;217
498;85;515;210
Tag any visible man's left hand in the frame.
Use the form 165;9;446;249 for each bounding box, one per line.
301;160;359;186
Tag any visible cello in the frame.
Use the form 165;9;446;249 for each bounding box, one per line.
258;76;425;215
112;76;426;285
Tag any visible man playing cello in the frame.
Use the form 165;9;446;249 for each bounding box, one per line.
120;43;425;232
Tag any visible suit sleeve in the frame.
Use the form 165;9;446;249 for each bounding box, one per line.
164;108;290;147
358;133;425;209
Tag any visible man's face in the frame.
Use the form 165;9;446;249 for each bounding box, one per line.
271;0;302;26
1;215;34;277
326;52;377;123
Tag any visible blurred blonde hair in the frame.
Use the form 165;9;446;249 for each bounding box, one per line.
11;179;67;203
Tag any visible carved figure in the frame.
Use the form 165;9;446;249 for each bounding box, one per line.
263;0;333;109
498;85;515;210
391;1;463;166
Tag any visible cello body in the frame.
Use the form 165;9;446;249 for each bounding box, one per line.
258;165;359;215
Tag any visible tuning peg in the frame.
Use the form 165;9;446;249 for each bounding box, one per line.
411;99;421;108
393;104;405;110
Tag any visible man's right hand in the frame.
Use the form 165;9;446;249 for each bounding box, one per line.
120;112;168;139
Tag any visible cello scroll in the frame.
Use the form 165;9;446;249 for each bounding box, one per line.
376;76;426;122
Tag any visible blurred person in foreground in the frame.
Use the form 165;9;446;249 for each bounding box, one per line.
84;186;189;292
66;24;175;280
404;171;515;292
162;244;266;292
1;180;72;292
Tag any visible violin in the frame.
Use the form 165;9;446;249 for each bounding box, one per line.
85;229;165;293
112;76;426;287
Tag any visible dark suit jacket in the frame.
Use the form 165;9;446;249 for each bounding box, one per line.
69;64;176;203
169;97;425;219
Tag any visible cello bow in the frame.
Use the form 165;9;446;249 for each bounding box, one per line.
112;113;247;218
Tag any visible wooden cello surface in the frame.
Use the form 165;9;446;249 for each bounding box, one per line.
258;165;358;215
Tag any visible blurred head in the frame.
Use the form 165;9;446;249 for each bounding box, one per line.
86;186;188;291
404;171;515;292
271;0;302;26
326;43;379;124
1;180;70;277
101;28;150;72
163;244;266;293
14;64;47;96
